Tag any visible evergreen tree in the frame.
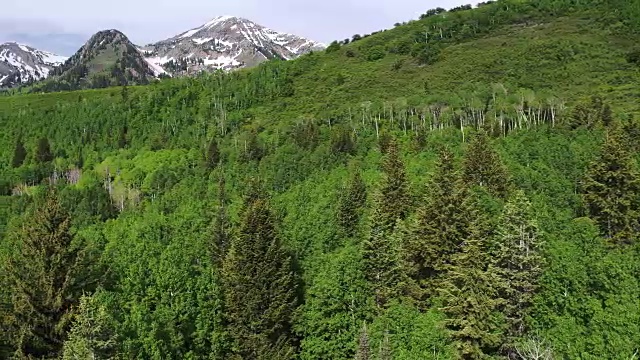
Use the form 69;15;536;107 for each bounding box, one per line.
222;185;298;359
206;138;221;170
378;330;392;360
211;174;231;266
5;188;95;358
582;127;640;245
337;168;367;237
404;148;468;302
35;137;54;163
11;137;27;168
462;131;511;199
117;126;127;149
61;294;118;360
494;190;543;356
441;194;502;359
363;140;408;308
378;139;410;225
355;323;371;360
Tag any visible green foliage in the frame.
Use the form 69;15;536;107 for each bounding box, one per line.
62;293;119;360
582;126;640;244
441;193;502;359
35;137;53;164
3;188;98;358
462;130;511;199
11;138;27;168
404;148;468;302
493;190;543;354
337;167;367;238
222;188;298;359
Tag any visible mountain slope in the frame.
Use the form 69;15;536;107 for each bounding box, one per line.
31;30;166;92
0;42;67;88
142;16;325;75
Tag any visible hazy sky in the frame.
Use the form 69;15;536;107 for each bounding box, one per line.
1;0;471;55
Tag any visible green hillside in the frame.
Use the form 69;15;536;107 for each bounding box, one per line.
0;0;639;359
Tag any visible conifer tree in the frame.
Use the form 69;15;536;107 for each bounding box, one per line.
404;148;468;302
222;185;298;359
61;294;118;360
494;190;543;355
11;137;27;168
583;126;640;245
462;131;511;199
35;137;54;163
441;194;501;359
379;329;392;360
363;140;408;308
378;139;410;225
355;323;371;360
5;188;94;358
338;168;367;238
205;138;221;170
212;174;231;266
117;126;127;149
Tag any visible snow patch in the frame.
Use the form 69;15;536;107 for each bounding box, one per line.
193;37;214;45
144;58;170;77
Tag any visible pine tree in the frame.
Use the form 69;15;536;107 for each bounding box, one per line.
61;294;118;360
11;137;27;168
404;148;468;302
462;131;511;199
583;126;640;245
117;126;127;149
205;138;221;170
379;329;392;360
5;188;95;358
355;323;371;360
35;137;54;163
494;190;543;355
441;194;501;359
338;168;367;238
363;140;408;308
363;201;402;309
378;139;410;225
222;185;298;359
212;174;231;266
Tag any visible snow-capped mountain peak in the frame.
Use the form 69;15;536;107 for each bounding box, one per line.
142;16;325;75
0;42;68;87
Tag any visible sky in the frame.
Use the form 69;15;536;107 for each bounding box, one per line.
0;0;471;55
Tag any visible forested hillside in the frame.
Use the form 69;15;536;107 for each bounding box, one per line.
1;0;639;359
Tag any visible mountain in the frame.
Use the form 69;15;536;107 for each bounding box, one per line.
141;16;325;75
0;42;67;87
32;29;167;92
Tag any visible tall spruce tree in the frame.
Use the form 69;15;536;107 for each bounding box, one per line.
5;188;94;358
211;174;231;266
493;190;543;355
378;139;410;224
11;137;27;168
441;193;502;359
205;138;221;170
462;131;511;199
222;185;298;359
35;137;54;164
363;139;408;308
338;168;368;238
404;148;468;302
355;323;371;360
583;126;640;245
61;294;118;360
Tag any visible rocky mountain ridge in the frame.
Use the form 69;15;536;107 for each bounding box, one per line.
0;42;67;87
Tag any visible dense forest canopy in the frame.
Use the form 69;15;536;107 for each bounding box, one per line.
0;0;639;359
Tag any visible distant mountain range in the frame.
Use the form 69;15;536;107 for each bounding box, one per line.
0;16;325;90
0;42;67;88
